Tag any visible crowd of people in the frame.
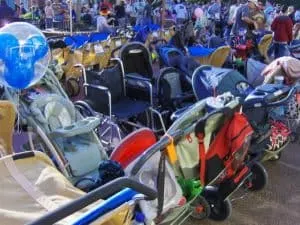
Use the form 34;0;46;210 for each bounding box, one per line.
0;0;300;58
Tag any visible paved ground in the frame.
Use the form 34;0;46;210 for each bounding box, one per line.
186;142;300;225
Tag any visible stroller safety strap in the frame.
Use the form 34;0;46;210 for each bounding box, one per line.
197;133;206;186
3;156;58;211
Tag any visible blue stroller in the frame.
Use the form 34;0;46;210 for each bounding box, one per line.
192;65;298;161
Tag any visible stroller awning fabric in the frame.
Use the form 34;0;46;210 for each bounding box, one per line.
188;46;216;57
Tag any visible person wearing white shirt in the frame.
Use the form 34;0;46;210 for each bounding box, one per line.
97;9;114;33
174;0;188;24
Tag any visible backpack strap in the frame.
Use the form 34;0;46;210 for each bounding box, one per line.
196;120;206;186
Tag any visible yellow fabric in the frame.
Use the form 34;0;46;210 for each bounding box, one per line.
0;101;16;155
258;34;272;62
209;46;231;67
0;151;133;225
195;46;231;67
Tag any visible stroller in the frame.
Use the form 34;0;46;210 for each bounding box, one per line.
0;100;157;225
192;65;297;161
0;150;156;225
111;93;260;224
0;69;155;193
116;42;195;130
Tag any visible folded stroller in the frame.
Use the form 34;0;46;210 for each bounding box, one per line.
111;93;260;224
192;65;297;161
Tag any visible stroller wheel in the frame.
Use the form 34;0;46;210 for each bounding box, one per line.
190;195;211;220
268;152;282;161
202;187;232;221
247;161;268;191
290;132;298;143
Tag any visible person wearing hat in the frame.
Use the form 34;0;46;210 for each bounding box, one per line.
231;0;259;36
97;7;114;33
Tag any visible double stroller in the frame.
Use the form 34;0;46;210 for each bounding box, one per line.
192;65;298;161
111;93;263;224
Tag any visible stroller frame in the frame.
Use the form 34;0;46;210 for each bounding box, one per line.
74;61;166;146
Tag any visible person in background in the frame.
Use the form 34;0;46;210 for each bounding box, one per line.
14;4;21;18
226;0;240;41
134;0;145;25
81;6;92;26
100;0;112;11
295;8;300;23
20;2;27;15
97;7;114;33
114;0;126;27
231;0;259;37
0;0;14;21
143;0;153;25
287;5;295;24
52;0;64;29
208;25;226;48
174;0;188;25
269;5;293;59
207;0;222;34
45;0;54;29
39;7;46;29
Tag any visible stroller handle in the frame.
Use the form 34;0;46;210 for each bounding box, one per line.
263;85;300;107
131;129;184;176
27;178;157;225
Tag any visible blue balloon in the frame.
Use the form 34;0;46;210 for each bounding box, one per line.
4;53;35;89
25;35;49;61
0;33;19;59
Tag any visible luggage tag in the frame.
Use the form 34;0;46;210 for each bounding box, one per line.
165;134;178;164
94;44;104;55
115;39;122;47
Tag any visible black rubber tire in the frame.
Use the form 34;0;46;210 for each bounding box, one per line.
268;152;282;161
202;188;232;221
290;132;298;143
248;161;268;191
190;195;211;220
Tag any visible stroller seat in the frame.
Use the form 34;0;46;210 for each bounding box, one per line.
111;98;150;119
29;94;107;180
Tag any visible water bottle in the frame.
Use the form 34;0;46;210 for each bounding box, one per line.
133;212;145;225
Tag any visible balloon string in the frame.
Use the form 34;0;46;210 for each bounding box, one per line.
16;91;21;134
